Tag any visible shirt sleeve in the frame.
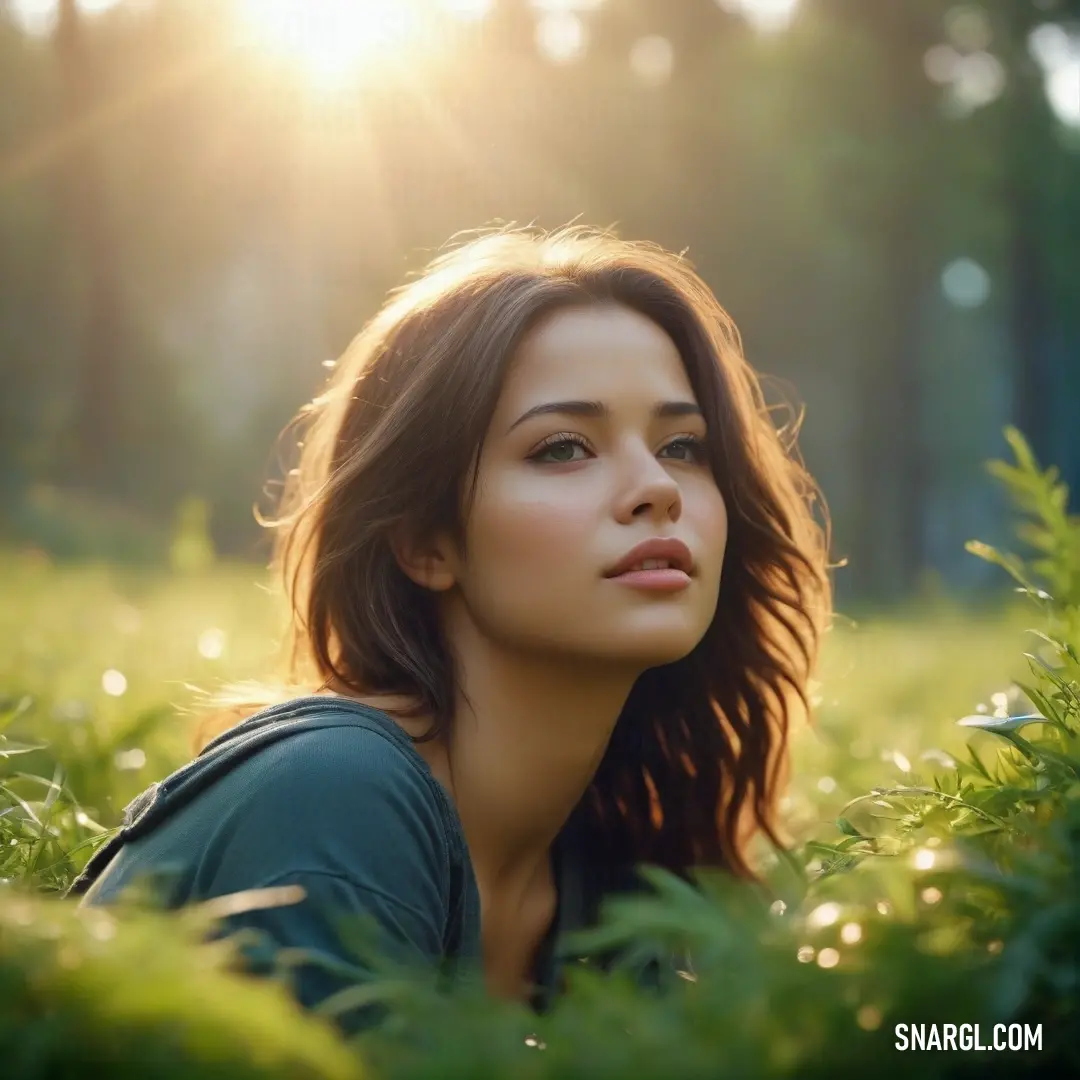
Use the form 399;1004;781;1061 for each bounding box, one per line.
191;724;453;1033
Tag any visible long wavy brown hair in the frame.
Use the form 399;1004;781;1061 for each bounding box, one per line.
192;225;832;884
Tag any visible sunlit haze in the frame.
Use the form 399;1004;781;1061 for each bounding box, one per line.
231;0;426;92
715;0;800;35
6;0;126;37
3;0;1076;126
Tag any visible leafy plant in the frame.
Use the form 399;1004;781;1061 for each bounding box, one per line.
0;881;364;1080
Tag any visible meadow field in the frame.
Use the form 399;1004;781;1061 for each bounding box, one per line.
2;436;1077;1079
0;545;1035;888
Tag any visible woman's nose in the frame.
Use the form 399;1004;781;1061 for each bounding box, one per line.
617;449;682;524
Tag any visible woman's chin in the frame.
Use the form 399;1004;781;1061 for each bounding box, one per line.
528;614;707;670
597;626;705;669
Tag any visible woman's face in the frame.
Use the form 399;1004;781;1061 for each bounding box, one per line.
446;302;727;672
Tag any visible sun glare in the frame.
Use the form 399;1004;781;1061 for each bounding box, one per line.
233;0;424;91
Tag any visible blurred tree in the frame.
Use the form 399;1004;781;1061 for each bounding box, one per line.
799;0;941;597
992;0;1080;472
53;0;128;491
1;0;1078;594
0;17;73;506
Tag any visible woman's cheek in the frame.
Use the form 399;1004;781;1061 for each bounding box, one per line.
491;492;598;579
696;514;726;565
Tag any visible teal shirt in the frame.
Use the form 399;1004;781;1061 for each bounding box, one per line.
67;697;651;1033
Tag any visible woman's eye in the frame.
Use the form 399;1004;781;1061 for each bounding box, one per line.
661;436;707;463
531;436;589;463
527;432;704;462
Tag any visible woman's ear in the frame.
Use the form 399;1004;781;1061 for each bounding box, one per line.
388;525;459;592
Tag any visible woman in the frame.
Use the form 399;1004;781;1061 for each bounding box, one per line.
67;225;831;1034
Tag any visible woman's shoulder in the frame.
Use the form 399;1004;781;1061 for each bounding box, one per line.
128;692;463;878
186;696;466;921
214;694;454;827
73;694;466;909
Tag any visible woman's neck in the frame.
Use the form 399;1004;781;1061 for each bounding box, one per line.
450;672;626;880
327;650;636;910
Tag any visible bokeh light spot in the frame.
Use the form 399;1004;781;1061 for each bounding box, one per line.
630;35;675;87
114;748;147;771
840;921;863;944
535;11;587;64
808;902;841;928
198;628;227;660
942;257;991;308
817;947;840;968
102;669;127;697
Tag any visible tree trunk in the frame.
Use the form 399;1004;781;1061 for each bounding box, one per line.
54;0;127;493
997;1;1053;464
1009;182;1050;459
851;4;936;599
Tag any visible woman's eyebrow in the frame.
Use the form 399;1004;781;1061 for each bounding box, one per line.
505;399;703;435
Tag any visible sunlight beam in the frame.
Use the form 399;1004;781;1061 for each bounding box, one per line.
232;0;424;93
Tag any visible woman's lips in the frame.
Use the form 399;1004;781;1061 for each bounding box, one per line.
605;567;692;592
603;537;694;578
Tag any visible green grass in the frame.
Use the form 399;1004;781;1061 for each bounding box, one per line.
4;428;1077;1079
0;550;284;844
788;602;1033;844
0;545;1032;884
